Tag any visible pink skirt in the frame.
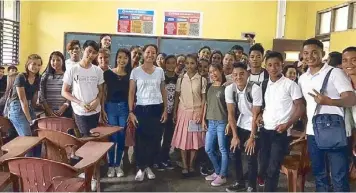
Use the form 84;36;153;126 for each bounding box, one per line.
171;106;205;150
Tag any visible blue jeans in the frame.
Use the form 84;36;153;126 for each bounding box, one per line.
307;135;350;192
205;120;228;177
105;102;128;167
8;100;41;157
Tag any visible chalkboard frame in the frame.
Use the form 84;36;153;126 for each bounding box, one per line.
64;32;250;55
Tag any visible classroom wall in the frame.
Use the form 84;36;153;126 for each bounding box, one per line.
303;0;356;52
19;0;279;71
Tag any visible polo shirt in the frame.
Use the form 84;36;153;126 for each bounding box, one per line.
225;83;262;131
263;76;302;135
298;64;353;135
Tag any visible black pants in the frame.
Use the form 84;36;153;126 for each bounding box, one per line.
160;113;174;162
135;104;164;170
258;128;288;192
74;113;100;137
235;127;259;189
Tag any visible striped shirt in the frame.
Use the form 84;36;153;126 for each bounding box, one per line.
39;73;67;110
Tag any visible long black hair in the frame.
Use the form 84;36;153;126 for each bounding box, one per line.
209;63;227;84
45;51;66;76
115;48;132;75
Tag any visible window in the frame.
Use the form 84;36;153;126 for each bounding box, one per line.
353;3;356;28
319;11;331;34
334;6;349;31
0;0;20;66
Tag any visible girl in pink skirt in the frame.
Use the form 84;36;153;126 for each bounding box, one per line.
171;54;207;176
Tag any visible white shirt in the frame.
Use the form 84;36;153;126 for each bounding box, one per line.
130;66;165;106
248;70;266;85
299;64;353;135
63;64;104;116
225;83;262;131
263;76;302;135
65;59;80;72
225;74;233;82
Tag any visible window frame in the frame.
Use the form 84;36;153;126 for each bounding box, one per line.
0;0;20;66
315;1;356;38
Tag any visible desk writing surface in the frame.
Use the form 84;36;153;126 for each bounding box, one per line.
74;141;113;170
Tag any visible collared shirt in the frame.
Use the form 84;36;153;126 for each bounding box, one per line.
263;76;302;134
299;64;353;135
176;72;207;111
225;83;262;131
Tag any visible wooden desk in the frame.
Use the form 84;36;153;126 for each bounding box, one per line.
80;126;122;142
0;136;44;163
291;130;304;138
0;172;10;191
74;141;113;192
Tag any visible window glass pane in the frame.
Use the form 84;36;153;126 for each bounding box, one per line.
320;11;331;34
334;6;349;31
3;0;15;20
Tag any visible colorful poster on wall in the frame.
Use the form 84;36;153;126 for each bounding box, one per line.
117;9;155;35
164;11;202;37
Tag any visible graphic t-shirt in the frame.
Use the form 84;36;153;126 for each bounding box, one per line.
63;64;104;116
130;66;165;106
65;59;80;72
165;74;178;114
206;85;227;121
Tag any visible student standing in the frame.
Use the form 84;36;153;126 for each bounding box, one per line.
99;34;112;50
0;67;7;98
130;45;141;69
62;40;104;137
223;52;236;82
8;54;42;156
210;50;223;65
7;66;18;76
225;62;262;192
128;44;167;181
282;65;298;82
171;54;207;176
157;55;179;170
259;51;304;191
198;46;211;61
231;45;244;62
156;53;167;70
199;59;210;83
203;63;228;186
65;40;81;71
176;54;186;75
97;48;111;71
40;51;72;118
248;43;269;85
299;39;356;192
102;48;132;178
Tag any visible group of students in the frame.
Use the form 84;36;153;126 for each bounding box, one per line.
2;33;356;192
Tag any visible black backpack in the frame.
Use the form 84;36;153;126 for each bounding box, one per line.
261;79;269;110
232;81;255;105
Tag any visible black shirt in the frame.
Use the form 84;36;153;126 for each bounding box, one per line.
165;74;178;113
9;73;40;103
0;75;7;98
104;69;129;103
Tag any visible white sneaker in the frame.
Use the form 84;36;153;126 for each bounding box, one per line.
145;167;155;180
135;169;145;181
91;178;97;191
107;167;115;178
116;167;124;178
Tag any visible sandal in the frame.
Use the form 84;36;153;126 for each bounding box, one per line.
182;168;189;177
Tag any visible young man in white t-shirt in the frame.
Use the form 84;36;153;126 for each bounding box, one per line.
62;40;104;137
299;40;356;192
225;63;262;192
65;40;81;71
247;43;269;85
258;51;304;192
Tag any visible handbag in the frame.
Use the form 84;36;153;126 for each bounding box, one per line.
312;68;348;149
